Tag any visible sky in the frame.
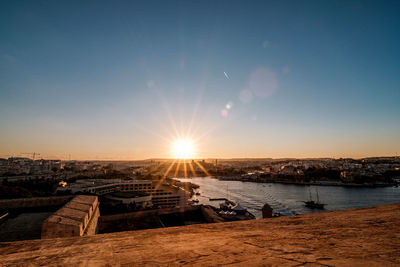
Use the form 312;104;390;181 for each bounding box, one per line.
1;0;400;160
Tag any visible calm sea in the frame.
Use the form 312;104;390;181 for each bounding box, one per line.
176;177;400;219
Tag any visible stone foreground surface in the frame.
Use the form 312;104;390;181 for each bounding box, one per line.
1;204;400;266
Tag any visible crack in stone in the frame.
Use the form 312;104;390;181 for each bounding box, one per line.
243;241;265;248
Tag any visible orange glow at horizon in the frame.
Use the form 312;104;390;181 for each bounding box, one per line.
171;139;195;159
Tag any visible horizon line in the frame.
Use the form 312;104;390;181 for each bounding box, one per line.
2;155;400;162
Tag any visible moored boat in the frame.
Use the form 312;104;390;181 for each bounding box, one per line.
303;188;326;209
218;202;255;221
303;200;325;209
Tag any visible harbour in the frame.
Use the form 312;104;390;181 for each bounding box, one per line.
177;177;400;218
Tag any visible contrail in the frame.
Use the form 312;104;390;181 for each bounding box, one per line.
224;71;230;80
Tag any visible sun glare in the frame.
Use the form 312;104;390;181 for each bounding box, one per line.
172;139;195;159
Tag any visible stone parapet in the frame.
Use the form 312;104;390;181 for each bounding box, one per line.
2;204;400;266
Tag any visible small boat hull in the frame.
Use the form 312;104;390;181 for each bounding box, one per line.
304;201;325;209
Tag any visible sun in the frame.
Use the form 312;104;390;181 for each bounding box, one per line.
172;139;195;159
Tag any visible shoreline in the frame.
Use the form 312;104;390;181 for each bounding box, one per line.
173;175;396;188
213;176;397;188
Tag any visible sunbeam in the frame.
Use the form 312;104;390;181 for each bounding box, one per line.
195;161;212;177
154;159;176;192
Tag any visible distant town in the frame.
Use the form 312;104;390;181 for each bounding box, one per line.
1;156;400;199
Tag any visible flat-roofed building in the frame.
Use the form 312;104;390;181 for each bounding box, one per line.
57;179;190;209
41;195;100;239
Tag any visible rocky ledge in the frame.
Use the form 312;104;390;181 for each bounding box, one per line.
1;204;400;266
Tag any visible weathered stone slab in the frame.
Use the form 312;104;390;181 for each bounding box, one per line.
3;204;398;266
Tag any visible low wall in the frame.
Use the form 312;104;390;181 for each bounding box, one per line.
100;206;198;222
0;196;73;210
98;206;199;233
41;195;100;239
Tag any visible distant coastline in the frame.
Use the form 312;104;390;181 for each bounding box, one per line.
214;176;396;188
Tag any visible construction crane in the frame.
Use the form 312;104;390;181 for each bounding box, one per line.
20;152;41;160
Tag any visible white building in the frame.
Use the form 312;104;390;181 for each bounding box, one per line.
57;179;189;208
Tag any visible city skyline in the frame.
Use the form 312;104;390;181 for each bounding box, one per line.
1;0;400;160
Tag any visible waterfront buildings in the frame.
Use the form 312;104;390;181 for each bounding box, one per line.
57;179;190;208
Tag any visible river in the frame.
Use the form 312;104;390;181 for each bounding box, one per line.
176;177;400;219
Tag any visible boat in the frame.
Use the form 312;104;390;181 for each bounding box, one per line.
218;202;256;221
303;200;325;209
219;201;229;210
303;188;326;209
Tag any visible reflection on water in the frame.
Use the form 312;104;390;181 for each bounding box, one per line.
177;177;400;219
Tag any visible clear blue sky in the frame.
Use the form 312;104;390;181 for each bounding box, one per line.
1;0;399;159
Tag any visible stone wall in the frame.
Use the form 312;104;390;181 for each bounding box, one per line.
0;196;73;210
98;206;199;233
41;195;99;239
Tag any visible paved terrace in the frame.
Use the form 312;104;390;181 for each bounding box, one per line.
1;204;400;266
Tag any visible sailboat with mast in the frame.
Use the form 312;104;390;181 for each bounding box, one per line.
303;188;326;209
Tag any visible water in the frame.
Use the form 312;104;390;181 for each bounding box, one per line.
0;212;52;242
176;177;400;218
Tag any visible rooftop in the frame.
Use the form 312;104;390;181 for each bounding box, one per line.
1;204;400;266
